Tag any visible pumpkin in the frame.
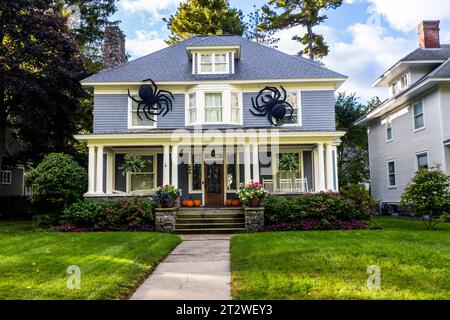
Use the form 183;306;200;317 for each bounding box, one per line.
226;199;233;206
181;200;187;207
193;199;202;207
185;200;194;207
231;199;241;207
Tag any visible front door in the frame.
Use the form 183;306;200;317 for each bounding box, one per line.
205;162;224;206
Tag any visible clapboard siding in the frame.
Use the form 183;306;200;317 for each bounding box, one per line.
301;90;336;131
93;94;128;134
156;94;185;129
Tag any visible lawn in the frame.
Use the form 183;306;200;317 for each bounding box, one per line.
231;217;450;300
0;220;181;300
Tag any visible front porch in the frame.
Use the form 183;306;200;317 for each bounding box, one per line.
78;130;342;206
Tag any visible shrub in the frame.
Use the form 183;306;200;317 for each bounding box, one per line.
401;166;450;230
32;214;60;230
27;153;87;214
61;198;155;231
340;184;375;215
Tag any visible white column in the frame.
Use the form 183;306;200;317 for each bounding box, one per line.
252;144;260;183
106;152;114;194
325;143;334;191
313;149;319;192
96;145;104;194
88;145;96;194
244;144;251;184
332;146;339;191
317;143;325;192
171;145;178;188
163;145;170;185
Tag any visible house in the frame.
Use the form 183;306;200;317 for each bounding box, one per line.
356;20;450;210
76;26;346;207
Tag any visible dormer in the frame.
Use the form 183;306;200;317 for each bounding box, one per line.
186;36;241;75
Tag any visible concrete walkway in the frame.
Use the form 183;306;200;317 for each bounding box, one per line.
131;234;232;300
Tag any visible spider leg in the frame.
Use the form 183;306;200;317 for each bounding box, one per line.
157;90;175;101
250;109;269;117
143;79;158;92
158;96;173;112
284;102;295;123
136;102;146;120
142;105;158;121
269;113;281;126
280;86;288;101
128;90;141;103
264;87;281;100
252;97;267;112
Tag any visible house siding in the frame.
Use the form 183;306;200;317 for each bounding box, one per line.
368;88;445;203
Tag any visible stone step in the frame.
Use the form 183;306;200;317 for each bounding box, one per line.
177;213;244;219
174;228;247;234
176;217;245;224
175;223;246;230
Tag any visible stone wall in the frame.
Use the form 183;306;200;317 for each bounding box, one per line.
244;207;265;232
155;208;178;233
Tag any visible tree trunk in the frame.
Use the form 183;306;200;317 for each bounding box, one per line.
306;24;314;60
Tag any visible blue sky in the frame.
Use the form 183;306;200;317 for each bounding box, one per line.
113;0;450;103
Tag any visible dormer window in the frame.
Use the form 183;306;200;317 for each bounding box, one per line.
390;73;410;96
199;53;229;74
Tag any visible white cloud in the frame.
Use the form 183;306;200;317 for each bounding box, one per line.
127;30;168;59
120;0;182;18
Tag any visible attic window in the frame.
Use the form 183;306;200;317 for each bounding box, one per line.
198;53;229;74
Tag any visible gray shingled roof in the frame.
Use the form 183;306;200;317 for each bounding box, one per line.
429;58;450;77
400;45;450;61
82;35;346;83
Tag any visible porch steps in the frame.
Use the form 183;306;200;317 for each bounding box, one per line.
175;207;246;234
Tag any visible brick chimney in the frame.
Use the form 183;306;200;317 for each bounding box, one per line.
103;26;126;70
418;20;440;49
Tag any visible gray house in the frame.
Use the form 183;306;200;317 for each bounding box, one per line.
356;20;450;208
76;27;346;209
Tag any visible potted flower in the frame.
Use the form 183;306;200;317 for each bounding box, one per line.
238;181;269;208
153;184;182;208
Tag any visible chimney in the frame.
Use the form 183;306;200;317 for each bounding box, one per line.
103;26;126;70
418;20;440;49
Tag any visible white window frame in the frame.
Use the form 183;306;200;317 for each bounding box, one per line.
0;170;12;185
416;151;429;170
197;52;230;75
224;148;240;193
187;92;197;125
280;90;302;127
412;99;426;132
204;92;224;124
187;149;204;195
127;95;157;129
387;160;396;189
118;151;158;194
390;73;410;96
386;118;393;142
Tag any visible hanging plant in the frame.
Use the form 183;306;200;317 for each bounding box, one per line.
278;153;299;172
122;154;149;176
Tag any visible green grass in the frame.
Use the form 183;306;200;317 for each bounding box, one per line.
0;221;181;300
231;217;450;300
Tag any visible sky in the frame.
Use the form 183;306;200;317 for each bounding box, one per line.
112;0;450;103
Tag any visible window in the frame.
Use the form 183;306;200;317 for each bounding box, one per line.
387;161;396;188
129;155;155;192
199;53;228;74
417;153;429;169
386;118;393;141
0;170;12;185
413;101;425;130
205;93;223;123
188;93;197;124
231;92;240;124
226;152;238;191
390;74;410;96
129;96;156;128
279;92;299;125
190;153;202;193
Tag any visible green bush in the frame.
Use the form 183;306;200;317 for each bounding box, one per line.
32;214;60;230
61;198;156;231
27;153;87;213
264;192;369;226
340;184;375;215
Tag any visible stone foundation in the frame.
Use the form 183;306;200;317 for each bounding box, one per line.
244;207;265;232
155;207;178;233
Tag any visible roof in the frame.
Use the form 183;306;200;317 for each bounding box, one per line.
400;45;450;62
82;35;346;84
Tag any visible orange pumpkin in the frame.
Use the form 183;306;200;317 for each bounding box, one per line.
193;199;202;207
185;200;194;207
181;200;187;207
232;199;241;207
226;199;233;206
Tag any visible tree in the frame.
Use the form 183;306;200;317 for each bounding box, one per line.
164;0;246;45
335;93;369;187
401;166;450;230
0;1;86;169
245;5;279;48
261;0;343;60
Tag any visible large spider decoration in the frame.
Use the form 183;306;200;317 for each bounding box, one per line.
128;79;174;122
250;86;294;126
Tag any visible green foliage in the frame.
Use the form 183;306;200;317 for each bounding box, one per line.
264;192;369;225
153;185;182;208
335;93;371;186
238;182;269;204
340;184;375;215
278;153;300;171
62;198;155;230
261;0;343;60
244;5;279;47
164;0;246;45
401;166;450;230
32;214;60;230
122;154;149;176
27;153;88;213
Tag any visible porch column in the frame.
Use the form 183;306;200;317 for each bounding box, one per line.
252;144;260;183
106;152;114;194
244;144;252;183
317;143;325;191
88;145;96;194
96;145;104;194
171;145;178;188
332;146;339;191
163;145;170;185
325;143;334;191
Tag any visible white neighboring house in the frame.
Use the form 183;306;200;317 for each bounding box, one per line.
356;20;450;210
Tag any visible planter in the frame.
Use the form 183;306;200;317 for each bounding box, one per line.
160;197;177;208
247;197;262;208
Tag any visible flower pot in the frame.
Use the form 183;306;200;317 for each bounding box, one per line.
193;199;202;207
185;200;194;207
161;198;175;208
247;198;261;208
231;199;241;207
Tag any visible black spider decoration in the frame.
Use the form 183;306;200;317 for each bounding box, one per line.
250;86;294;126
128;79;175;122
